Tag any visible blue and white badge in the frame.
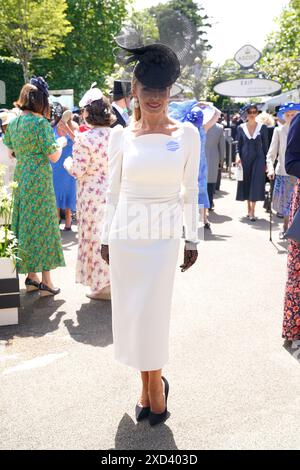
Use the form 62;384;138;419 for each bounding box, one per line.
166;140;180;152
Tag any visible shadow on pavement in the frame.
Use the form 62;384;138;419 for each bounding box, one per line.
283;340;300;364
269;240;288;255
114;413;178;450
208;211;233;224
64;300;112;347
214;189;230;200
239;216;280;232
0;292;67;342
204;231;231;242
60;229;78;251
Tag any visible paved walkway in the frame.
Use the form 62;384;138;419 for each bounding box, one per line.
1;174;300;450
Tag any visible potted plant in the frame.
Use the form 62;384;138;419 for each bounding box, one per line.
0;164;20;326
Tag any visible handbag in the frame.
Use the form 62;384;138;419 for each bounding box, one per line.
284;207;300;243
234;165;243;181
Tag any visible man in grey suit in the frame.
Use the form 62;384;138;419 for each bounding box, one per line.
205;123;225;210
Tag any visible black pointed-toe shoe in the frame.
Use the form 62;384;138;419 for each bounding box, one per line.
149;376;169;427
25;277;40;293
39;283;61;297
135;404;150;422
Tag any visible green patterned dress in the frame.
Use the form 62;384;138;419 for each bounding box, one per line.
3;113;65;273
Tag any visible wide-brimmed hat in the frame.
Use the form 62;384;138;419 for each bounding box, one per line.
277;102;300;120
112;80;131;100
79;83;103;108
116;41;180;89
0;111;17;127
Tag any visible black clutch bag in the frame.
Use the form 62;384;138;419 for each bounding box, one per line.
284;207;300;243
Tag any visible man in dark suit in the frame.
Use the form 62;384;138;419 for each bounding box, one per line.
111;80;132;128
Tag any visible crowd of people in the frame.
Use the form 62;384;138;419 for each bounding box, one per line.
1;39;300;426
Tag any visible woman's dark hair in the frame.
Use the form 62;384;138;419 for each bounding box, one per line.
14;83;50;118
85;97;115;126
246;104;258;113
72;114;80;125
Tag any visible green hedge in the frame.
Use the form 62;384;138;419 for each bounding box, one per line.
0;57;23;108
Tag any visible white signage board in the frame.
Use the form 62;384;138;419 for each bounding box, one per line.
0;80;6;105
214;78;281;97
234;45;261;68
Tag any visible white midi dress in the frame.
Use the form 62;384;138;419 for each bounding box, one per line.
101;123;200;371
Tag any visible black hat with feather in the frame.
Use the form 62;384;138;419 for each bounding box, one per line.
116;41;180;89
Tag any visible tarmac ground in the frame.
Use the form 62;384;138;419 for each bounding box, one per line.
1;174;300;450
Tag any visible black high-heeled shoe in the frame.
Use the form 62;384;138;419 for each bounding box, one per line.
25;277;40;292
135;404;150;422
39;283;60;297
149;376;169;426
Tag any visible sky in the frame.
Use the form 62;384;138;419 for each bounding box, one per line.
133;0;290;65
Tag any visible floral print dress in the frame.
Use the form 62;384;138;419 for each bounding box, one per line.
3;113;65;273
283;180;300;341
69;127;110;291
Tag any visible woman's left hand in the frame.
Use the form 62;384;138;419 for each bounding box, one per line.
180;245;198;272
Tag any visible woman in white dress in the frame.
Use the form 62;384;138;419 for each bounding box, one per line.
101;43;200;426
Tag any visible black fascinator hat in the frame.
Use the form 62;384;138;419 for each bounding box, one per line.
116;41;181;89
30;76;49;97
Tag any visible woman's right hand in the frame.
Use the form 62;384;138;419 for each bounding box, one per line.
267;170;275;180
101;244;109;265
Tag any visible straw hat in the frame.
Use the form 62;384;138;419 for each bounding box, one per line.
0;111;17;127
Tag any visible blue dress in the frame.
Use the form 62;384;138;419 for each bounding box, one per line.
168;100;210;208
51;126;77;211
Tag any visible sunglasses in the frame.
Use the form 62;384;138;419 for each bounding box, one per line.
247;110;258;115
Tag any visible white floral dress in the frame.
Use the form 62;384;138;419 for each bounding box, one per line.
70;127;110;291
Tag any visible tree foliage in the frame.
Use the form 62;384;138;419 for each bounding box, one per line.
258;0;300;91
0;0;72;82
0;57;23;107
149;0;211;68
108;8;159;89
120;9;159;47
33;0;128;102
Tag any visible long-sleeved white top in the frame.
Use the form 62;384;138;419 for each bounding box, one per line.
266;124;290;176
101;122;200;244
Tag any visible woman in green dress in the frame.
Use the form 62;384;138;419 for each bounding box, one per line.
3;77;65;296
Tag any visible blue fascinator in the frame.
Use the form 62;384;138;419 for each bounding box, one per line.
30;76;49;97
186;107;204;128
277;102;300;120
168;100;203;128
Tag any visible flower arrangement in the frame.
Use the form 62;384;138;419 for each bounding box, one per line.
0;164;20;265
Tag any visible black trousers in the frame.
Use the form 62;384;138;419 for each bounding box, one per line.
215;168;221;190
207;183;216;209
